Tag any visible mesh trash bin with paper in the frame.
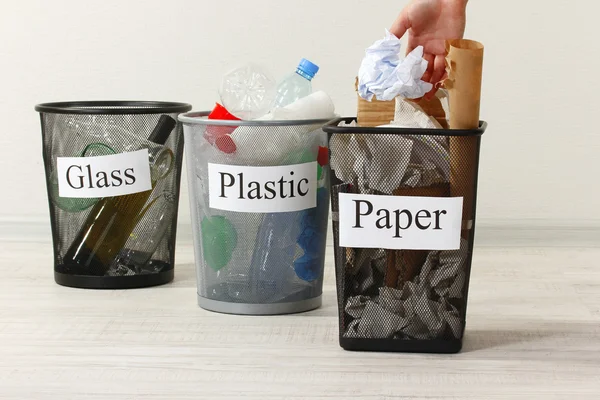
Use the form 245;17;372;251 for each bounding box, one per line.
36;101;192;289
325;117;487;353
180;111;331;315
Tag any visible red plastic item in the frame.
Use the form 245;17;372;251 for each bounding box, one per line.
205;103;239;153
317;146;328;166
208;103;241;121
215;135;236;154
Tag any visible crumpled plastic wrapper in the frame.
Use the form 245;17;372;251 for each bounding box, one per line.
358;30;433;101
343;239;469;340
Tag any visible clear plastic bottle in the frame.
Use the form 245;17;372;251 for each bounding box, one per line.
219;63;277;120
272;58;319;109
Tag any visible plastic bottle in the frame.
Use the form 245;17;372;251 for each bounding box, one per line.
239;59;322;303
245;151;327;303
219;63;277;120
272;58;319;109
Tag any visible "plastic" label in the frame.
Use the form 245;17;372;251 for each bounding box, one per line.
56;149;152;198
208;162;317;213
338;193;463;250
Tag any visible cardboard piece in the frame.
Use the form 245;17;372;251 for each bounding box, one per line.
355;77;396;127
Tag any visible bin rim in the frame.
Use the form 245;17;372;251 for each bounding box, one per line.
323;117;487;137
35;101;193;115
178;111;335;127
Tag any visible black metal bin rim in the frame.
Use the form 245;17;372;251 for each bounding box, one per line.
323;117;487;137
35;101;192;115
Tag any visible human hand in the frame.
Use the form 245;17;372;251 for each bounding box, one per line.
390;0;468;98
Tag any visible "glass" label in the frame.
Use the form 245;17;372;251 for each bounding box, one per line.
56;149;152;198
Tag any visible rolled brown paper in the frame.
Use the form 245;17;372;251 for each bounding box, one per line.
445;39;484;239
385;183;450;288
355;77;396;127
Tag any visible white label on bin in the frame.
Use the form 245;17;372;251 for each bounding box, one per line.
208;162;317;213
56;149;152;198
338;193;463;250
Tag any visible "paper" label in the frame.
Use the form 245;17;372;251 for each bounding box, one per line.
57;149;152;198
208;162;317;213
338;193;463;250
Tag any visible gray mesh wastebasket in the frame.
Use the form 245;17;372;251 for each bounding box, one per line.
180;111;331;315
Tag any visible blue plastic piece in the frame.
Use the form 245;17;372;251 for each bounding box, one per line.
294;187;329;282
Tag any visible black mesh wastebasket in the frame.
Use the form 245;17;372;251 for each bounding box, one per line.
36;101;192;289
324;117;487;353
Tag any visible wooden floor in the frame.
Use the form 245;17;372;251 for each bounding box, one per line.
1;223;599;399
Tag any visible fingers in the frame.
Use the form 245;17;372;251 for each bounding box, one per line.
424;85;438;100
424;55;446;100
421;53;435;83
429;54;446;86
390;9;411;39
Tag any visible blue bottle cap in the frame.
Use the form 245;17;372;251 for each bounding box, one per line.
297;58;319;79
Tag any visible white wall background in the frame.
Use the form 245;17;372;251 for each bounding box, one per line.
1;0;597;228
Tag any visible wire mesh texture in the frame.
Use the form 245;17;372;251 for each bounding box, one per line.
37;101;191;289
180;112;330;314
324;117;486;353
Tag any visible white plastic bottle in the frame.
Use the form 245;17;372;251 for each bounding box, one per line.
272;58;320;109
